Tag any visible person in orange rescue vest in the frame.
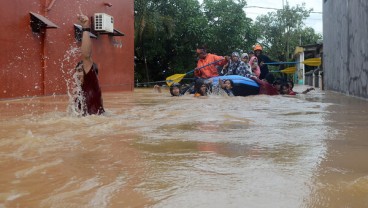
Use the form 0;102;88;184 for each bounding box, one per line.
194;45;229;79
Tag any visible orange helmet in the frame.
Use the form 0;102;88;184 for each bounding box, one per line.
254;44;263;51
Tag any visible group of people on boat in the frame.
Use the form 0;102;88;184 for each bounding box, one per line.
73;10;312;116
194;44;269;80
155;44;314;97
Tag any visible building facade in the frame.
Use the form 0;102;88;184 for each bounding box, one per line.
323;0;368;98
0;0;134;99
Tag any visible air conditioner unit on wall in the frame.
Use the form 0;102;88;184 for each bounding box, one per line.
94;13;114;33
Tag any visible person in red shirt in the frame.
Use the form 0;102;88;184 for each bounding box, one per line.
280;84;297;95
280;82;315;95
72;13;105;116
250;73;279;96
194;46;228;79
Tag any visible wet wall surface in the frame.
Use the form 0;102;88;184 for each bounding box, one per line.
323;1;368;98
0;0;134;99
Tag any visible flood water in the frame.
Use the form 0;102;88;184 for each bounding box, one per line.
0;87;367;208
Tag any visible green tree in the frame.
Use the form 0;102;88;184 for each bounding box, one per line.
134;0;259;84
255;3;322;61
202;0;257;55
134;0;174;82
135;0;206;83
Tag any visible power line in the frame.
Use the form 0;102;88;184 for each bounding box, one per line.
246;11;323;19
244;6;322;14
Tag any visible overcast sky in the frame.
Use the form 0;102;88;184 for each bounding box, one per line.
198;0;323;35
244;0;323;34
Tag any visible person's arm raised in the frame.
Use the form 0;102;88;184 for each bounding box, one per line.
218;79;226;89
301;87;315;94
78;14;93;74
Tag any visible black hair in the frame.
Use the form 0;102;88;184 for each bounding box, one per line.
280;83;290;94
273;78;283;85
196;45;208;52
194;79;204;89
169;83;181;96
265;73;275;84
75;61;99;75
224;79;234;87
194;79;208;96
287;80;294;89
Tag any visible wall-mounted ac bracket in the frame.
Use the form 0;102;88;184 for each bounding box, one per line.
74;24;97;42
110;29;125;36
91;13;125;37
30;12;59;33
95;29;125;37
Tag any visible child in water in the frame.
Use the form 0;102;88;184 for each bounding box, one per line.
280;82;315;95
219;79;234;96
194;79;211;97
250;73;279;95
153;83;193;96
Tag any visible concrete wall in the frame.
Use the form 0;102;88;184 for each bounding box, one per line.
323;1;368;98
0;0;134;99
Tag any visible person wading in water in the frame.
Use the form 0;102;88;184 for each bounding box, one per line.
72;13;105;116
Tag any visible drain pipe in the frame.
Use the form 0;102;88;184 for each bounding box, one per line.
40;29;46;96
46;0;57;11
41;0;54;95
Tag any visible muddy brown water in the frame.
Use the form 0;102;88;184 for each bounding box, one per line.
0;87;367;208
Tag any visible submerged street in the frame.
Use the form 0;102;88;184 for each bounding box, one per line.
0;87;368;207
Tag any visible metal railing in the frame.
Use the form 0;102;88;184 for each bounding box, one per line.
305;68;323;90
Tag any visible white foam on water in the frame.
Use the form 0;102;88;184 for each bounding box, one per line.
15;159;63;178
88;175;126;208
40;177;101;208
6;193;28;201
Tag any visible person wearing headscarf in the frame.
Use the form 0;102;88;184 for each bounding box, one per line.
254;44;278;80
225;52;252;77
241;53;252;74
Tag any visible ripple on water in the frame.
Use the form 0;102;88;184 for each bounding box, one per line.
0;89;346;208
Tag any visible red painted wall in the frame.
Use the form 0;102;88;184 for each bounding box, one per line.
0;0;134;99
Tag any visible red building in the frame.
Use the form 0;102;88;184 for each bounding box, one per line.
0;0;134;99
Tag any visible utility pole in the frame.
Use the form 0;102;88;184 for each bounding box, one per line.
282;0;289;61
285;0;290;60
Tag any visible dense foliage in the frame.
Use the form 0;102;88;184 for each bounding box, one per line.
134;0;322;84
255;3;322;61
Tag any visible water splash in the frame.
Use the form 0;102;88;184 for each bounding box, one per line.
58;45;86;117
66;72;86;117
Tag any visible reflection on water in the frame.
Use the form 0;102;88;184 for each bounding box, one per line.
306;94;368;208
0;87;367;207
